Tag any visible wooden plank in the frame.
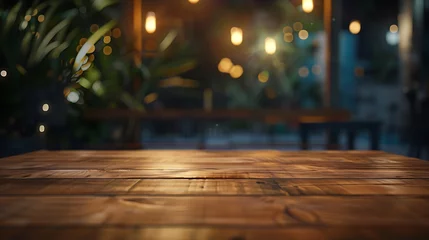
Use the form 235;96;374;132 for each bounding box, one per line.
1;226;429;240
2;168;429;179
1;196;429;226
2;179;429;196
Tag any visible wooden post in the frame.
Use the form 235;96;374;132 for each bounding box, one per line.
324;0;341;108
133;0;143;65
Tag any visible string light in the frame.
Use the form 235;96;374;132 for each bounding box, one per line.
145;12;156;34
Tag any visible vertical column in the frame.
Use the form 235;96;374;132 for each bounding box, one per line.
133;0;143;65
324;0;342;108
399;0;414;90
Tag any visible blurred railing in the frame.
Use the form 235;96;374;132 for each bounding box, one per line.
84;109;351;149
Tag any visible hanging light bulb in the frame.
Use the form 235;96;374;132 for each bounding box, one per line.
265;37;276;55
302;0;314;13
145;12;156;34
230;27;243;46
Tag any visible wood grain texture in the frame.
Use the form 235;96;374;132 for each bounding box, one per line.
1;150;429;239
1;227;429;240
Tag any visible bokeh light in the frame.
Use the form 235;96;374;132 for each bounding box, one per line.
293;22;303;31
67;91;80;103
230;65;244;79
145;12;156;34
0;70;7;77
38;15;45;23
283;26;293;33
258;71;270;83
103;46;112;55
349;20;361;34
103;36;111;44
231;27;243;46
312;65;322;75
38;124;45;133
299;66;310;78
265;37;276;55
218;58;233;73
24;15;31;21
302;0;314;13
189;0;200;4
90;24;99;33
112;28;122;38
390;24;399;33
42;104;50;112
284;33;293;43
299;30;309;40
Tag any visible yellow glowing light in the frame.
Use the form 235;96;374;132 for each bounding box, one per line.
42;104;50;112
265;37;276;55
189;0;200;3
76;45;82;52
258;71;270;83
144;93;158;104
103;36;111;44
88;54;95;62
145;12;156;34
32;9;38;16
218;58;233;73
283;26;293;33
0;70;7;77
37;15;45;23
299;67;310;78
390;24;399;33
302;0;314;13
39;124;45;133
24;15;31;21
349;20;361;34
112;28;122;38
293;22;303;31
88;45;95;54
312;65;322;75
230;65;244;79
90;24;99;33
231;27;243;46
79;38;87;45
298;30;309;40
103;46;112;55
284;33;294;43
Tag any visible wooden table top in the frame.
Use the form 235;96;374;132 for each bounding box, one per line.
1;150;429;240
